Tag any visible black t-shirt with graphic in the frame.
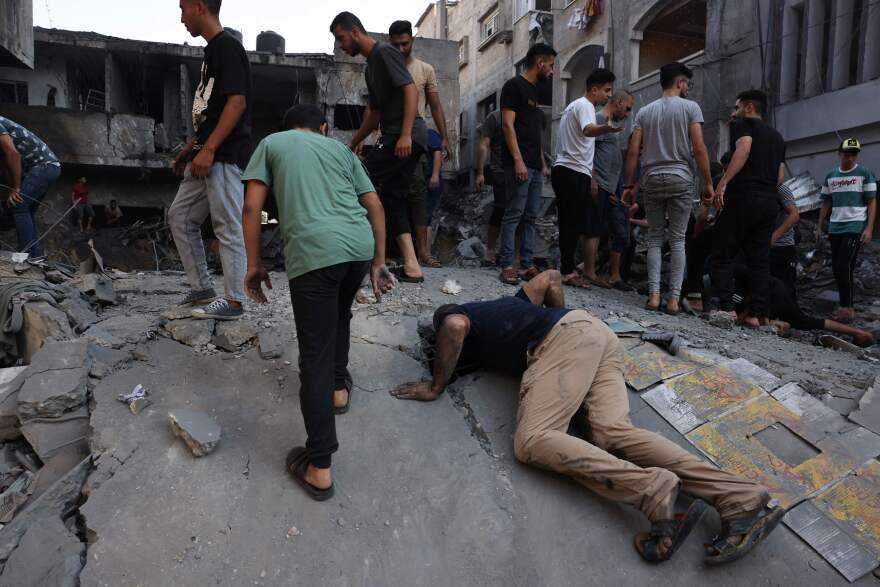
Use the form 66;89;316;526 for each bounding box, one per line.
192;30;253;170
727;117;785;195
365;43;426;147
499;75;544;170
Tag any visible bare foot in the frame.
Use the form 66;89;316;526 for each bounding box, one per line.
304;464;332;490
333;388;348;409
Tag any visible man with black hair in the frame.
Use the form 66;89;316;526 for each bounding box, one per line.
498;43;556;286
331;11;426;283
242;104;395;501
711;89;786;327
169;0;251;320
551;68;621;290
391;270;783;566
388;19;450;268
623;62;714;315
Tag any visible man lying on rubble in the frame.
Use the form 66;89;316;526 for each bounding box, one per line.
241;104;395;501
732;265;875;347
391;269;785;565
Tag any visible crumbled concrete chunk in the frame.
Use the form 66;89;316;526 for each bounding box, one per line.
168;410;221;457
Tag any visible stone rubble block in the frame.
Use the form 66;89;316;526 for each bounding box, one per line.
0;515;86;587
72;273;116;305
27;340;91;374
0;366;28;440
258;330;284;360
164;319;216;348
168;410;221;457
17;367;90;420
59;293;100;333
161;305;196;321
88;346;132;380
21;301;75;362
213;321;258;351
20;407;91;460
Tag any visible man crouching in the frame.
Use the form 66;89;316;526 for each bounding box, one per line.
391;270;785;565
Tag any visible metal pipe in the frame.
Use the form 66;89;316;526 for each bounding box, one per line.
439;0;448;40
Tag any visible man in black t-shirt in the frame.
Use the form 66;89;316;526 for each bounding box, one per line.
390;269;781;565
331;11;427;284
497;43;556;286
169;0;251;321
711;90;786;325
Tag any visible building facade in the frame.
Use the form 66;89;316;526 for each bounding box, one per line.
418;0;880;190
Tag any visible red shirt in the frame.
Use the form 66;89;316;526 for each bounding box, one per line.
72;182;89;205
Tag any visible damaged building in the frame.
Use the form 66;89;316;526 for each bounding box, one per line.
418;0;880;194
0;25;459;264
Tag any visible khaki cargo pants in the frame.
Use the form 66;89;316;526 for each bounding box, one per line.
513;310;766;521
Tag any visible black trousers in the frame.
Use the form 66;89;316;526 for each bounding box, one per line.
769;245;798;300
551;165;591;275
489;170;508;227
829;233;861;308
684;225;713;298
711;192;777;316
364;135;425;238
289;260;370;469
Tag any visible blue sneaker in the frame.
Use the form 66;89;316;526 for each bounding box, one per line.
191;298;243;321
179;288;216;306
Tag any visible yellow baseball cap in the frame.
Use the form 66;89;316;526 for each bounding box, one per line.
840;137;861;152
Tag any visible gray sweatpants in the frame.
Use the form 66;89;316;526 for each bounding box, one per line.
168;162;246;303
641;173;694;298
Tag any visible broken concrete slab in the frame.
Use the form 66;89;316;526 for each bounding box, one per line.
168;410;221;457
0;457;90;567
58;293;100;333
21;408;91;460
620;338;700;391
720;357;783;392
0;516;85;587
26;340;91;375
160;305;196;321
350;312;419;350
20;302;74;362
0;367;27;441
71;273;116;306
212;321;257;350
164;319;215;348
257;329;284;360
81;315;155;349
88;346;132;380
17;367;89;420
849;377;880;436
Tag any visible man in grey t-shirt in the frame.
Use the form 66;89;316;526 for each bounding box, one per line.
622;63;714;314
770;183;800;297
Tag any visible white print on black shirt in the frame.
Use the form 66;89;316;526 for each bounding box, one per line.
192;62;215;133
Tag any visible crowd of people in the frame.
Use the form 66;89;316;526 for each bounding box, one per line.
0;0;876;569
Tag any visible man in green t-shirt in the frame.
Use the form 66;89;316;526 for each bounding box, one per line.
241;104;395;501
816;137;877;323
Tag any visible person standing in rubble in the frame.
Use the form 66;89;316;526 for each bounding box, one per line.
168;0;251;321
815;138;876;324
388;19;450;269
476;109;507;267
241;105;395;501
0;115;61;257
71;177;94;233
498;43;556;286
333;11;426;284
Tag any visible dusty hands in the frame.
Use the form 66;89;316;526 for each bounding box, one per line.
390;381;439;401
371;263;396;302
244;266;273;303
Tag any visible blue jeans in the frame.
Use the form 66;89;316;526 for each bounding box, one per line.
13;162;61;256
499;166;544;268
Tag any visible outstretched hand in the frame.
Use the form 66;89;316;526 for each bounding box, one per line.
371;263;396;302
244;266;272;303
390;381;439;401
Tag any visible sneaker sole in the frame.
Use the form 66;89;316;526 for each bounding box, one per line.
191;313;242;321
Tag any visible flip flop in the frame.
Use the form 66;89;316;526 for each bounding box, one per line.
421;256;442;268
333;377;353;415
286;447;335;501
704;501;786;565
563;275;592;289
584;275;612;289
634;499;709;563
389;266;425;283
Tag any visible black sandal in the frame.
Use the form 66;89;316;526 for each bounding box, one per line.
634;499;708;563
704;501;786;565
286;447;335;501
333;376;353;415
389;266;425;283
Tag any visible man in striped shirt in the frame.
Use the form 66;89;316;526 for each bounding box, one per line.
816;137;877;323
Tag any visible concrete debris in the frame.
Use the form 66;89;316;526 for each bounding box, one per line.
58;294;100;333
160;305;197;321
44;270;68;285
213;321;258;351
819;335;865;358
258;330;284;360
16;367;89;420
20;302;75;363
0;470;35;523
707;310;736;330
849;377;880;436
441;280;463;296
456;236;486;260
128;397;152;414
0;367;27;441
20;408;91;461
71;273;116;306
164;319;215;348
88;346;132;379
168;410;221;457
0;516;86;587
286;526;301;539
26;340;91;375
81;315;155;350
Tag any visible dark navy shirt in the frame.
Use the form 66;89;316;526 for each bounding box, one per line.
436;289;570;375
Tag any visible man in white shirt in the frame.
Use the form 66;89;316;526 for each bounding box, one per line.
550;68;621;289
